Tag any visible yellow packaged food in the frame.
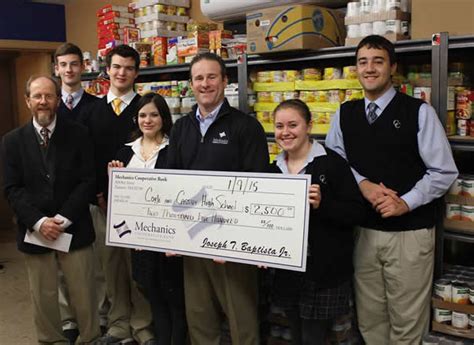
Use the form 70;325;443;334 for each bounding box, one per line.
343;66;357;79
257;92;272;103
299;91;316;103
282;70;298;82
301;68;322;81
257;71;273;83
324;67;342;80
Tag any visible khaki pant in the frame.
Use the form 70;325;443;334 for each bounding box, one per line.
58;211;109;329
184;257;259;345
354;227;434;345
24;245;100;344
90;205;153;343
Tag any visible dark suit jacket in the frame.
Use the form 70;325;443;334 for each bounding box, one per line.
2;116;96;254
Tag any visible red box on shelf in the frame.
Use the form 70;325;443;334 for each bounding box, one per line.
97;5;133;16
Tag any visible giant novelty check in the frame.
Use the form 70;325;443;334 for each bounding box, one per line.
106;168;311;271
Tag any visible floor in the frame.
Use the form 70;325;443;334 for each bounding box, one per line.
0;228;36;345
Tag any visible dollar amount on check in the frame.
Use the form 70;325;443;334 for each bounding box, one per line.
106;168;311;271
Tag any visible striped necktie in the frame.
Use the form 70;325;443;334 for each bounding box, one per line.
367;102;378;124
112;98;122;116
66;94;74;110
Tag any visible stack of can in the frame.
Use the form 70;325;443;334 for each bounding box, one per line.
446;176;474;222
455;87;474;136
433;264;474;331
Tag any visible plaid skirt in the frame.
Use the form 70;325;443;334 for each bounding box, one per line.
272;271;352;320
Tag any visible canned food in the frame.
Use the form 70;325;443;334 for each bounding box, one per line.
271;92;283;103
462;178;474;197
257;71;273;83
343;66;357;80
176;23;186;31
344;89;364;101
446;203;462;221
433;308;452;324
456;88;473;119
145;5;153;15
452;311;469;329
282;92;298;101
301;68;322;81
324;67;342;80
257;92;272;103
166;21;176;31
328;90;342;103
347;24;360;38
386;0;401;10
452;280;470;304
176;7;188;16
434;279;453;302
299;91;316;103
256;111;272;124
401;21;409;36
346;2;360;17
153;4;167;14
282;70;298;82
386;20;401;34
167;5;177;15
469;282;474;304
457;119;469;136
447;86;456;111
152;20;166;29
271;71;283;82
461;205;474;222
414;87;431;104
360;22;373;36
315;90;330;102
373;21;387;35
360;0;373;13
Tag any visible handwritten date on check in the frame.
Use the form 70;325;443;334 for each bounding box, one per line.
106;168;311;271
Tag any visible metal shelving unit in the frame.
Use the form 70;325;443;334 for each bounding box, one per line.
437;34;474;274
81;35;474;276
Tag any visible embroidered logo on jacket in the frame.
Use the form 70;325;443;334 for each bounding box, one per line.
393;120;401;129
212;132;228;144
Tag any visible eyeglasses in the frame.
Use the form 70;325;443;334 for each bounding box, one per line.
29;94;58;102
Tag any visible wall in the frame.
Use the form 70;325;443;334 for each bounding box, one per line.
65;0;130;55
15;53;53;126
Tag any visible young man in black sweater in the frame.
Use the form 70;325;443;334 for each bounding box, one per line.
86;45;155;345
54;42;103;343
54;43;98;124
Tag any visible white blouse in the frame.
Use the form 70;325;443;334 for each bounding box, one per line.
125;135;169;169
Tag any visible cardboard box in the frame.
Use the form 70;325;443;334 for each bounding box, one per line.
246;5;345;54
124;27;141;45
178;37;209;57
411;0;474;39
98;10;135;20
97;5;132;16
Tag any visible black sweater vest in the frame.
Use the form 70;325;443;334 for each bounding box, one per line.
57;91;98;124
87;94;141;194
340;92;436;231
